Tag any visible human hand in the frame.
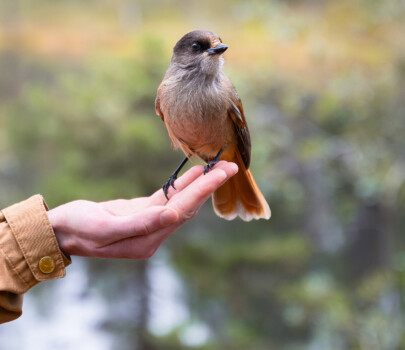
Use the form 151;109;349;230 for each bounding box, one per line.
47;161;238;259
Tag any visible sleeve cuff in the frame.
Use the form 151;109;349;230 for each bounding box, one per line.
1;195;70;282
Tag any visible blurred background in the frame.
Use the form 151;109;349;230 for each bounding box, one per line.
1;0;404;349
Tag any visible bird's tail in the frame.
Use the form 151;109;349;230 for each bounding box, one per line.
212;151;271;221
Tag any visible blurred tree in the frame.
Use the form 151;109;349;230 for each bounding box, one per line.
0;0;404;349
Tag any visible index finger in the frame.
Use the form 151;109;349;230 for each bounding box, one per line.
167;161;238;220
149;164;205;205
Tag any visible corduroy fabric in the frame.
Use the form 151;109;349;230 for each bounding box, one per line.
0;195;71;324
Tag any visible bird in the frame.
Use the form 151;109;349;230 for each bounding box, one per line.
155;30;271;221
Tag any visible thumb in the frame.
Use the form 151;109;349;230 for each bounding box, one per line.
106;206;179;240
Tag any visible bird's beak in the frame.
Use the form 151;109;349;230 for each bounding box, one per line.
207;44;228;55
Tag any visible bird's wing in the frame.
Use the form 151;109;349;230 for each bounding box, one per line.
227;88;251;169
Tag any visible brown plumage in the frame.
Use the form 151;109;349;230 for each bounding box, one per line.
155;30;271;221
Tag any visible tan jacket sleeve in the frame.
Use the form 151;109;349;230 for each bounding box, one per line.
0;195;71;324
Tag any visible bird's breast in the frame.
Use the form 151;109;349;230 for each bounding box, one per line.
161;78;234;159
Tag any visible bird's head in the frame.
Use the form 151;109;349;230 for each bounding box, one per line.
171;30;228;76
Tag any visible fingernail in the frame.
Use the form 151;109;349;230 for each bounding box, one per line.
160;209;179;226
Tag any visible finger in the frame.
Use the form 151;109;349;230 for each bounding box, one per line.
102;205;179;242
94;223;179;259
96;213;191;259
101;197;150;216
167;161;238;220
149;164;205;205
95;163;237;259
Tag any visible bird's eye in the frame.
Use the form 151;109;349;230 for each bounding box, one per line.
192;42;201;51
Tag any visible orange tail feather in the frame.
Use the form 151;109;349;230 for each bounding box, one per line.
212;151;271;221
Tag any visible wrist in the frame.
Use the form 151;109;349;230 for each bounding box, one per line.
47;206;70;256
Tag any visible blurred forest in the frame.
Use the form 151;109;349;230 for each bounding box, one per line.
1;0;405;349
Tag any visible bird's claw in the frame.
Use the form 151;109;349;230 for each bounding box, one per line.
203;160;218;175
204;150;223;175
162;175;177;200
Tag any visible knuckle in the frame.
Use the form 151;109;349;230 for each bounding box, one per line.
182;208;199;221
140;221;152;235
173;201;198;222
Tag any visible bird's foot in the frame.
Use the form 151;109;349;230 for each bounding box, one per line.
204;150;223;175
204;159;219;175
162;175;177;200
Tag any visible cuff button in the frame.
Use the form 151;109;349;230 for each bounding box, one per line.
39;256;56;274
